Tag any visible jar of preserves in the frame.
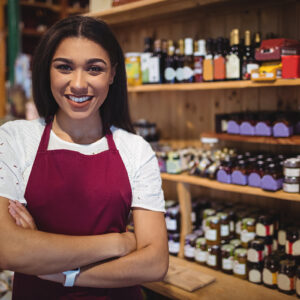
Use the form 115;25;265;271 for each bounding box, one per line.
286;227;300;259
195;237;207;265
261;163;284;191
221;244;234;274
168;233;180;256
166;151;182;174
233;248;247;279
184;233;197;261
283;176;300;193
224;208;236;238
248;239;264;263
207;245;220;270
263;255;279;289
235;210;248;238
202;208;216;231
256;215;274;237
284;157;300;177
248;262;263;284
157;151;168;173
263;236;273;256
296;265;300;298
230;239;242;249
205;216;221;246
165;206;180;233
217;212;230;242
278;225;287;251
241;217;256;248
278;259;296;295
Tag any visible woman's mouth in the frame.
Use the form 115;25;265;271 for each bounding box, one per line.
66;95;93;103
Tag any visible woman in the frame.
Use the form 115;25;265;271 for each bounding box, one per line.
0;16;168;299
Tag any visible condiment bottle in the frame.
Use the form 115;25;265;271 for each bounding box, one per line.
226;29;242;80
233;248;247;279
241;217;256;248
184;233;197;261
263;255;279;289
183;38;194;83
207;245;220;270
277;259;296;295
195;237;207;265
256;215;274;237
164;40;176;84
248;262;263;284
247;239;264;263
193;39;206;82
203;38;214;82
213;37;226;81
217;212;230;242
205;216;221;246
175;39;185;83
168;233;180;256
283;176;300;193
221;244;234;274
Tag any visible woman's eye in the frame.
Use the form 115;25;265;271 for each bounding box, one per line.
55;64;72;71
88;66;102;73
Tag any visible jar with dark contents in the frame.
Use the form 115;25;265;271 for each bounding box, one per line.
217;212;230;242
263;236;273;256
248;239;264;263
207;245;220;270
195;237;207;265
241;217;256;248
248;262;263;284
205;216;221;246
296;265;300;298
184;233;197;261
256;215;274;238
221;244;234;274
284;158;300;178
233;248;248;279
286;227;300;260
277;259;296;295
168;233;180;256
262;163;283;191
165;206;180;233
283;176;300;193
263;255;279;289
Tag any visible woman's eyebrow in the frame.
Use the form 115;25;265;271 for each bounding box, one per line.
86;58;107;65
52;58;107;65
52;58;72;64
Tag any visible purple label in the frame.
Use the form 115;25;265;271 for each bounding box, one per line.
227;120;240;135
231;170;248;185
217;169;231;184
261;175;283;191
273;123;293;137
255;122;272;136
240;122;255;136
248;172;261;188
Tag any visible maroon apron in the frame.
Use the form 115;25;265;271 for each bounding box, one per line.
12;121;142;300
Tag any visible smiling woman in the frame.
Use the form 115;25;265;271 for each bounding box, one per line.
0;16;168;300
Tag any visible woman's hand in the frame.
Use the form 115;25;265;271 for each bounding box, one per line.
8;200;37;230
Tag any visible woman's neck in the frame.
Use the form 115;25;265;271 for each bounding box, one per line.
52;113;103;145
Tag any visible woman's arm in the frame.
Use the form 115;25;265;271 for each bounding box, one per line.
0;197;136;275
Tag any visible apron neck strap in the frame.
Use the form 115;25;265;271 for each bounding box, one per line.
37;121;52;153
106;128;117;151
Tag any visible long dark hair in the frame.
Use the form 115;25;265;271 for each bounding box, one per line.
32;15;134;133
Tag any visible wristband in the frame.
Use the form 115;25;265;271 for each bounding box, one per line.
63;268;80;287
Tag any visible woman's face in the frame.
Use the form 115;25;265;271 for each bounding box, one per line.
50;37;115;121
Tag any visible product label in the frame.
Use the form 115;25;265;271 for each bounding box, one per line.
284;167;300;177
149;56;160;83
235;221;241;235
233;261;246;275
164;67;176;82
226;54;240;79
264;244;272;256
205;229;217;241
183;66;194;81
263;268;275;285
184;245;195;258
175;68;184;81
221;224;230;237
140;53;152;83
278;230;287;246
222;257;233;270
168;240;180;254
249;269;262;283
195;249;207;262
241;230;255;243
256;223;274;237
283;183;300;193
246;63;259;74
203;59;213;81
165;217;177;231
207;254;217;267
289;240;300;256
278;274;294;291
247;248;263;263
229;220;234;233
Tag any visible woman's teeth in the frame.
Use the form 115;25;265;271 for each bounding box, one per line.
68;95;92;103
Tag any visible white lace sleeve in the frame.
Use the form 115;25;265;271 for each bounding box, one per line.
0;124;26;204
131;141;165;212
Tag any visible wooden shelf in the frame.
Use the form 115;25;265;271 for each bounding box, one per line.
22;28;45;37
127;79;300;92
20;1;60;12
143;256;295;300
161;173;300;202
68;6;89;14
87;0;231;25
201;132;300;145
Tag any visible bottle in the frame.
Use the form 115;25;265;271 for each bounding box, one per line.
194;39;206;83
226;29;242;80
140;37;153;84
253;32;261;52
183;38;194;83
161;39;168;83
203;38;214;81
213;37;226;81
242;30;259;80
175;39;185;83
149;39;163;84
164;40;176;84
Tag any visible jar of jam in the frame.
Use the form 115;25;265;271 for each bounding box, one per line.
168;233;180;256
184;233;197;261
205;216;221;246
248;262;263;284
263;255;279;289
165;206;180;233
261;163;283;191
230;239;242;249
286;227;300;259
233;248;247;279
278;259;296;295
207;245;220;270
241;217;256;248
283;176;300;193
284;157;300;177
256;215;274;237
202;208;216;231
195;237;207;265
224;208;236;238
217;212;230;242
263;236;273;256
296;265;300;298
235;210;248;238
248;239;264;263
166;151;182;174
221;244;234;274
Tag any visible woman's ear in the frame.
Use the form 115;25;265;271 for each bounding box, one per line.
109;64;117;85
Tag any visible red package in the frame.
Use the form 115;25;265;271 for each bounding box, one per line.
282;55;300;78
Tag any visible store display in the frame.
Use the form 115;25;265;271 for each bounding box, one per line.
277;259;296;294
248;262;263;284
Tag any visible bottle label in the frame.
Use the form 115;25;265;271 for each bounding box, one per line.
221;224;230;237
256;223;274;237
226;54;240;79
183;66;194;81
241;230;255;243
221;120;228;133
184;245;195;258
176;67;184;81
263;268;275;285
164;67;176;81
278;230;287;246
233;261;246;275
247;248;263;263
214;56;226;80
168;240;180;254
149;56;160;83
222;257;233;270
284;167;300;177
207;254;217;266
278;274;294;291
205;229;217;241
140;53;152;83
283;183;300;193
235;221;241;235
165;217;177;231
195;249;207;262
249;269;262;283
286;240;300;256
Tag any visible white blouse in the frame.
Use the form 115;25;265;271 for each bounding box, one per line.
0;118;165;212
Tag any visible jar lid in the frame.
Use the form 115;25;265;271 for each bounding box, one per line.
221;244;234;255
203;208;216;217
284;157;300;168
207;216;220;225
185;233;198;242
230;239;242;248
286;227;300;238
217;212;229;220
196;237;206;248
257;215;273;225
249;239;265;251
242;217;256;226
234;248;247;258
169;233;180;241
284;176;300;183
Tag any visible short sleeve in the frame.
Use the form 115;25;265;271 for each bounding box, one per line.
131;142;165;212
0;125;26;204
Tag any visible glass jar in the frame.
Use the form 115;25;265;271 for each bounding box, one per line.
202;208;216;231
184;233;197;261
286;227;300;259
248;262;263;284
205;216;221;246
165;205;180;233
256;215;274;237
235;210;248;238
207;245;220;270
283;176;300;193
224;208;236;239
248;239;264;263
263;236;273;256
278;259;296;295
283;157;300;177
233;248;247;279
241;217;256;248
195;237;207;265
168;233;180;256
296;265;300;298
230;239;242;249
125;52;142;86
263;255;279;289
217;212;230;242
166;151;182;174
221;244;234;274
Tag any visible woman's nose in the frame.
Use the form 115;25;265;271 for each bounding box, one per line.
70;70;88;94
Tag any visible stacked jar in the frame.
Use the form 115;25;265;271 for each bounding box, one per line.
283;157;300;193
